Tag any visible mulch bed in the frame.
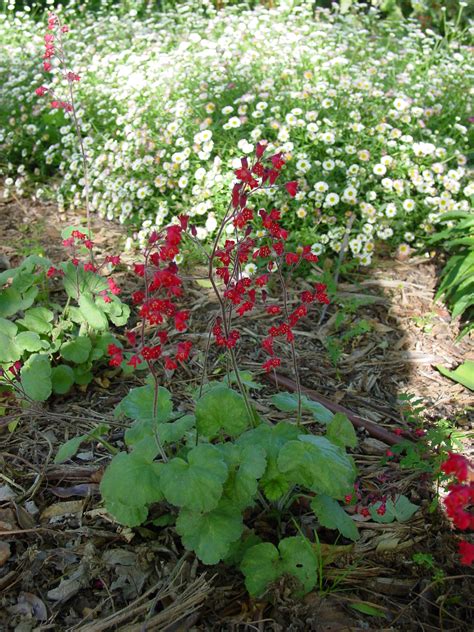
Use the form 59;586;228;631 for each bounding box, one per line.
1;191;473;631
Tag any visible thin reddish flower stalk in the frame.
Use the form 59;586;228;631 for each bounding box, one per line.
275;262;302;425
207;202;257;424
141;246;168;462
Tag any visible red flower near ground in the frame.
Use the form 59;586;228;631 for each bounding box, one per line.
458;540;474;566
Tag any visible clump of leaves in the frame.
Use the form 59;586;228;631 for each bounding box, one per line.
100;379;359;597
430;210;474;340
0;229;129;401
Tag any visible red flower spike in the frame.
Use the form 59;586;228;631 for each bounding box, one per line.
266;305;282;315
256;142;266;159
285;181;298;197
165;357;178;371
126;331;137;345
262;357;281;373
270;153;285;170
285;252;300;265
441;452;470;482
459;541;474;566
127;355;142;368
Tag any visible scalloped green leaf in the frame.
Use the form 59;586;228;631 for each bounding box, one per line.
220;444;267;509
271;392;334;423
176;499;243;564
17;307;54;334
20;354;52;401
16;331;43;352
51;364;75;394
241;536;318;597
326;413;358;448
370;495;419;524
311;494;359;541
116;384;173;423
0;286;38;318
0;320;21;363
78;294;108;331
238;422;300;501
278;435;355;499
60;336;92;364
100;451;163;527
195;384;251;439
127;414;195;461
160;444;228;512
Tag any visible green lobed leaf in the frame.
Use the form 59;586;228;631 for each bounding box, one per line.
311;494;359;541
160;444;228;512
370;495;419;524
100;451;163;527
60;336;92;364
223;370;263;390
237;423;300;501
195;384;251;439
116;384;173;423
51;364;75;394
224;531;263;566
127;414;196;461
278;537;319;596
240;542;281;597
326;413;358;448
17;307;54;334
73;365;93;385
241;537;318;597
101;298;130;326
78;294;108;331
20;354;52;401
271;392;334;424
0;317;17;337
16;331;43;353
0;286;38;318
62;262;108;298
176;499;243;564
278;435;356;499
0;320;21;363
220;444;267;509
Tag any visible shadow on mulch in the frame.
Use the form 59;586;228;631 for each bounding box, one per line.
0;192;473;631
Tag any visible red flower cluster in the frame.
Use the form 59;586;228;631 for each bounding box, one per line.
35;13;77;111
109;222;192;373
440;452;474;566
209;144;329;374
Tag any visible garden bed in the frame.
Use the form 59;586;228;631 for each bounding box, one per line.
1;192;472;631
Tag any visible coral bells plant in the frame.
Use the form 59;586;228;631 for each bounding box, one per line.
440;452;474;566
204;143;329;421
107;219;192;376
0;229;129;402
35;12;92;238
99;149;361;598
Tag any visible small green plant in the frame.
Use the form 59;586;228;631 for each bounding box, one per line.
390;394;464;511
0;230;129;401
323;300;373;367
100;380;359;596
412;552;446;582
